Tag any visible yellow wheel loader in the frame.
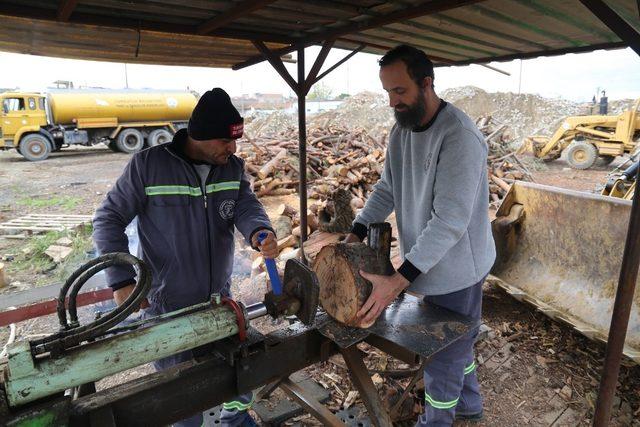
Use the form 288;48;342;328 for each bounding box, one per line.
491;182;639;363
519;98;640;170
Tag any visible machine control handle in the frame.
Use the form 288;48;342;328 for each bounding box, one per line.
257;231;282;295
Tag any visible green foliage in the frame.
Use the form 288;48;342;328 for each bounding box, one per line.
8;224;94;286
307;82;333;100
17;196;82;211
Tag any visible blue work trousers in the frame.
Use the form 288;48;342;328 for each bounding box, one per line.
416;279;484;426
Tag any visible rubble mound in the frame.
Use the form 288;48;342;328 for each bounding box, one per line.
312;91;394;132
245;110;296;139
441;86;637;143
441;86;583;142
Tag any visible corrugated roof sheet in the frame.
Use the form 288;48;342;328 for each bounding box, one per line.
0;0;637;69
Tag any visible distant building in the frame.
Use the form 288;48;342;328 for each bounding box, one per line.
231;93;295;112
303;100;343;114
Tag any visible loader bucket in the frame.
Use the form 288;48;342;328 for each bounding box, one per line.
517;136;547;156
491;181;640;363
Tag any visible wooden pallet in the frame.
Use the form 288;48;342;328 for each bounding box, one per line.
0;214;93;235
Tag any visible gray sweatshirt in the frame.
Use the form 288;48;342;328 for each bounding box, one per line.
354;101;496;296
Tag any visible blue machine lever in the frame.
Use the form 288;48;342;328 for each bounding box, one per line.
257;231;282;295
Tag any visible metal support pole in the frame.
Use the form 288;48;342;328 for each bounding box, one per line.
576;2;640;425
593;168;640;426
279;378;345;426
340;346;393;427
297;46;309;261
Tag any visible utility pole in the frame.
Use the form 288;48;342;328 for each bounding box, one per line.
517;59;523;94
124;63;129;89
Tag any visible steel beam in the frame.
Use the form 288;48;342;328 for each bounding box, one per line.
390;359;426;420
297;46;309;254
579;0;640;56
304;39;335;95
232;0;485;69
57;0;78;21
441;41;627;67
252;40;298;92
0;288;112;327
279;378;345;426
592;103;640;426
313;45;366;85
364;335;420;366
197;0;277;35
578;2;640;425
0;4;292;44
66;327;336;425
340;346;393;427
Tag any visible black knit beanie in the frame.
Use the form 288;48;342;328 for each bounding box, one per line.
188;88;244;140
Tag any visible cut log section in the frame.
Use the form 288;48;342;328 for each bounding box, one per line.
277;203;298;218
273;215;293;240
277;234;298;251
313;223;393;328
292;225;311;238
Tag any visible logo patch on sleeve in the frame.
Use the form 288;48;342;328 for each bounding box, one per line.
230;123;244;138
219;199;236;220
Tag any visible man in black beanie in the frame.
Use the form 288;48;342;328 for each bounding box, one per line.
93;88;276;427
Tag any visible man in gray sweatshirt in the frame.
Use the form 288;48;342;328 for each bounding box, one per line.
344;45;496;426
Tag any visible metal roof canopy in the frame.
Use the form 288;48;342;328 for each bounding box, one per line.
1;1;640;426
0;1;638;68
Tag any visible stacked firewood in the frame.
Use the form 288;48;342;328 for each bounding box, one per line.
237;124;386;208
478;116;534;207
238;114;532;211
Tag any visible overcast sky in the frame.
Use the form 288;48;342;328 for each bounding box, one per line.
1;46;638;102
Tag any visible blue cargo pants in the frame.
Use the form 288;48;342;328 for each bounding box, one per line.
416;279;484;426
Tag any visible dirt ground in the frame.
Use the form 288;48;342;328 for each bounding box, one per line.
0;146;638;426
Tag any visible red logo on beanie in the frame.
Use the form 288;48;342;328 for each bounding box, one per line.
230;123;244;138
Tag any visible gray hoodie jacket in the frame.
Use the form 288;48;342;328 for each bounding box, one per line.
354;102;496;295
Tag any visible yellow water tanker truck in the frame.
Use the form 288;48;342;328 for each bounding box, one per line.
0;90;198;161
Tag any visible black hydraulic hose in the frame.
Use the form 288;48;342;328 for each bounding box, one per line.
31;253;150;355
623;161;639;181
67;261;126;327
57;260;116;329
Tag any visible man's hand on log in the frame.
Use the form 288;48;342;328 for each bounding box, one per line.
356;271;409;327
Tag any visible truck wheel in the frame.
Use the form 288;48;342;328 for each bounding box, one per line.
148;129;172;147
116;129;144;153
565;141;598;170
19;133;52;161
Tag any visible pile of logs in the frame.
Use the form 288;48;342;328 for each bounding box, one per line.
238;124;385;207
238;114;532;210
478;116;535;207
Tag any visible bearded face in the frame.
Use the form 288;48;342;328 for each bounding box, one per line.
393;86;427;129
379;61;430;130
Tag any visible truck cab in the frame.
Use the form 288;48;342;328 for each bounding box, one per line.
0;92;48;150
